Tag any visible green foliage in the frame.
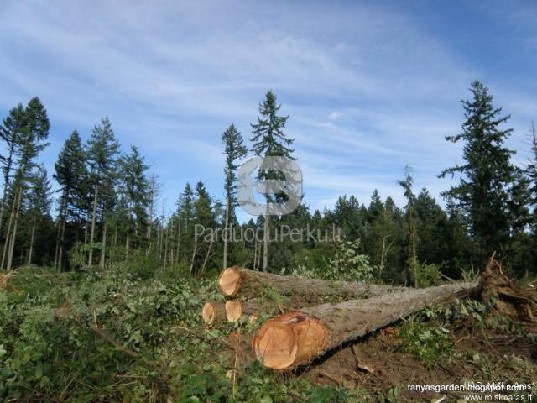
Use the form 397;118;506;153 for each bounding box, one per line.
68;242;101;271
330;239;375;282
290;239;375;282
411;260;442;287
0;265;361;401
439;81;522;259
399;317;452;369
250;91;293;159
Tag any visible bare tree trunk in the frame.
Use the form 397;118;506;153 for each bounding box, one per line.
28;215;37;265
189;236;198;275
6;187;23;271
157;221;163;261
54;195;67;270
0;200;5;236
100;222;107;270
125;235;130;260
175;218;181;265
201;240;213;273
223;199;231;270
163;223;169;269
58;218;66;272
89;185;98;266
262;213;269;272
54;216;61;269
1;196;16;270
253;235;258;271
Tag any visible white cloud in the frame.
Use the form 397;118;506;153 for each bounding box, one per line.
1;1;535;216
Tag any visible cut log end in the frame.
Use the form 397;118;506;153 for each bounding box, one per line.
219;266;242;297
225;300;243;322
201;301;226;325
253;311;331;369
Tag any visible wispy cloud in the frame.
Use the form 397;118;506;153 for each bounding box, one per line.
1;1;536;216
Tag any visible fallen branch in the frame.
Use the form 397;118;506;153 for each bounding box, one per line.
252;281;477;369
89;323;138;358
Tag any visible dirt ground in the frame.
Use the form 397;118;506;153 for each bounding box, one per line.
229;259;537;402
299;261;537;402
300;320;536;401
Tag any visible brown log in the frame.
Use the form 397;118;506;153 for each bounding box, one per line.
218;265;409;299
201;301;227;325
252;281;478;369
225;299;268;323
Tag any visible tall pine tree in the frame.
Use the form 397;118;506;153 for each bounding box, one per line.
439;81;517;261
1;97;49;270
250;91;294;272
86;117;120;267
54;130;89;270
222;123;247;269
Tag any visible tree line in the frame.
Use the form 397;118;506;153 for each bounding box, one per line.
1;82;536;283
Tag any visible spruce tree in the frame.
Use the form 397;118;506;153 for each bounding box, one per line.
117;146;150;249
250;91;295;272
1;97;49;270
439;81;517;260
0;103;26;236
54;131;88;270
25;165;52;265
222;123;247;269
86;117;120;267
398;167;418;287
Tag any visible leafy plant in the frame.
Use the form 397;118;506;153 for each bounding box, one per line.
399;317;452;369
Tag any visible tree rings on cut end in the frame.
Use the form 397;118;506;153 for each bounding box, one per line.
225;300;243;322
218;266;242;297
253;311;331;369
201;301;226;325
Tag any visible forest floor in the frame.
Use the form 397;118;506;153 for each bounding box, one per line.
0;265;536;402
300;317;537;402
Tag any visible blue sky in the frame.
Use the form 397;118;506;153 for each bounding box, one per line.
1;1;536;219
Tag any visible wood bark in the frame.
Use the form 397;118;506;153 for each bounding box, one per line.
218;266;409;299
252;281;477;369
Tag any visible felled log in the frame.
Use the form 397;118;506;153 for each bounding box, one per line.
218;266;408;299
201;301;227;325
225;300;261;323
202;300;264;324
252;281;477;369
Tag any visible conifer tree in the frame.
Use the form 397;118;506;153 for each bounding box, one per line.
222;123;247;269
25;165;52;265
54;131;88;270
439;81;518;260
250;91;294;272
117;145;150;255
1;97;49;270
0;103;26;236
86;117;120;267
189;181;215;274
399;166;418;287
